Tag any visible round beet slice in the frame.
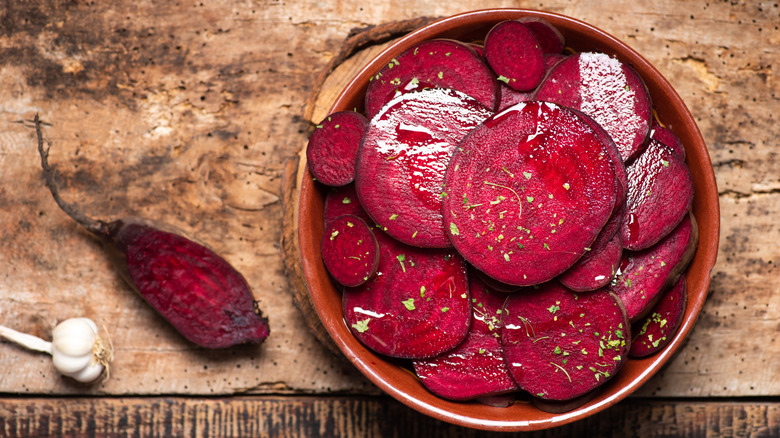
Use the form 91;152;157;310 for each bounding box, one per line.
442;101;617;286
484;20;546;92
559;229;623;292
356;87;493;248
629;275;687;357
363;39;499;118
321;215;379;287
342;228;471;359
517;17;565;54
307;111;368;187
501;283;630;402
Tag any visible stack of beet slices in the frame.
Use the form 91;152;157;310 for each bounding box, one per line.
306;17;698;411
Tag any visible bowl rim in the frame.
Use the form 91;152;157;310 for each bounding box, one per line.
299;8;720;431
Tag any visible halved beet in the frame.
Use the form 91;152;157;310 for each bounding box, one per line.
533;52;652;162
321;215;380;287
484;20;546;92
621;139;694;251
501;283;630;401
356;88;493;248
559;229;623;292
442;101;617;286
306;111;368;186
412;274;518;401
363;39;499;118
650;120;686;160
629;275;687;357
323;183;371;224
516;17;565;54
342;228;471;359
610;213;698;322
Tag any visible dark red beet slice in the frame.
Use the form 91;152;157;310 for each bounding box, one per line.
442;101;617;286
532;389;600;413
559;230;623;292
610;213;698;322
306;111;368;187
342;229;471;359
323;183;371;225
621;139;694;251
413;275;518;400
516;17;565;54
497;84;533;111
544;53;567;70
533;52;652;162
356;87;493;248
484;20;546;92
476;269;521;293
629;275;687;357
650;120;686;160
363;39;499;118
501;283;630;401
321;215;380;287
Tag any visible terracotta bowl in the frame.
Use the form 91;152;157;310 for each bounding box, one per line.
298;9;720;431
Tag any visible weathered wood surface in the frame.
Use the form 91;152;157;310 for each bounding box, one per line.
0;0;777;411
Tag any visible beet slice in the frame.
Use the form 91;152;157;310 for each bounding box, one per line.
442;101;617;286
363;39;499;118
356;87;493;248
629;275;687;357
621;139;694;251
533;52;652;162
413;274;518;400
321;215;380;287
501;283;630;401
497;84;533;111
650;120;686;160
342;229;471;359
610;213;698;322
484;20;546;92
559;230;623;292
516;17;565;54
306;111;368;187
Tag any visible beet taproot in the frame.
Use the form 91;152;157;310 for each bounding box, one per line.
35;116;269;349
356;87;493;248
321;215;380;288
484;20;546;92
501;283;630;401
412;274;518;400
629;275;687;357
342;227;471;359
442;101;617;286
363;39;499;118
306;111;368;187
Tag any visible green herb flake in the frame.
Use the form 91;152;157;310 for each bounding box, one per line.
441;307;450;313
329;230;339;240
420;286;426;297
547;304;560;314
523;171;532;179
437;71;444;79
449;222;460;236
553;346;562;355
662;159;670;167
497;75;510;84
402;298;416;311
397;254;406;272
341;197;352;204
544;243;550;250
479;348;486;354
526;196;534;203
389;214;399;220
351;319;370;333
504;253;510;262
563;182;571;190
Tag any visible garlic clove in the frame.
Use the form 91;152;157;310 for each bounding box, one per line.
52;351;92;374
68;361;105;383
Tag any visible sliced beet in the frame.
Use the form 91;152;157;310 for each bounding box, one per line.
544;53;567;70
442;101;617;286
621;139;694;251
559;229;623;292
650;120;686;160
363;39;499;118
321;215;380;287
610;213;698;322
533;52;652;162
501;283;630;401
516;17;565;54
629;275;687;357
306;111;368;187
497;84;533;111
484;20;546;92
356;87;493;248
413;274;518;401
323;183;370;224
342;229;471;359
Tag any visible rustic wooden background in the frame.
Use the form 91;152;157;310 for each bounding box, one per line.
0;0;778;435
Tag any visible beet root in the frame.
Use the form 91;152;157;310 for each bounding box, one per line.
321;215;380;288
629;275;687;357
36;115;269;349
484;20;546;92
307;111;368;187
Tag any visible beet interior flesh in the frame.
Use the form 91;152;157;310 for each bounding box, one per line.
629;275;687;357
484;20;546;92
501;283;630;401
533;52;652;162
356;87;493;248
321;215;380;287
516;17;566;54
650;120;686;160
622;139;694;251
559;229;623;292
363;39;499;118
442;101;617;286
413;274;518;400
323;183;371;224
342;228;471;359
306;111;368;187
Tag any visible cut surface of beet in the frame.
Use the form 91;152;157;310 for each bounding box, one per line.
650;120;686;160
516;17;565;54
622;139;694;251
321;215;380;287
484;20;546;92
610;213;698;322
363;39;499;118
629;275;687;357
533;52;652;162
356;88;493;248
442;101;617;286
559;230;623;292
306;111;368;187
342;229;471;359
323;183;371;224
501;283;630;401
413;274;518;400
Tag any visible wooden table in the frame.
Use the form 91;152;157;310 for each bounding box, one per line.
0;1;777;436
